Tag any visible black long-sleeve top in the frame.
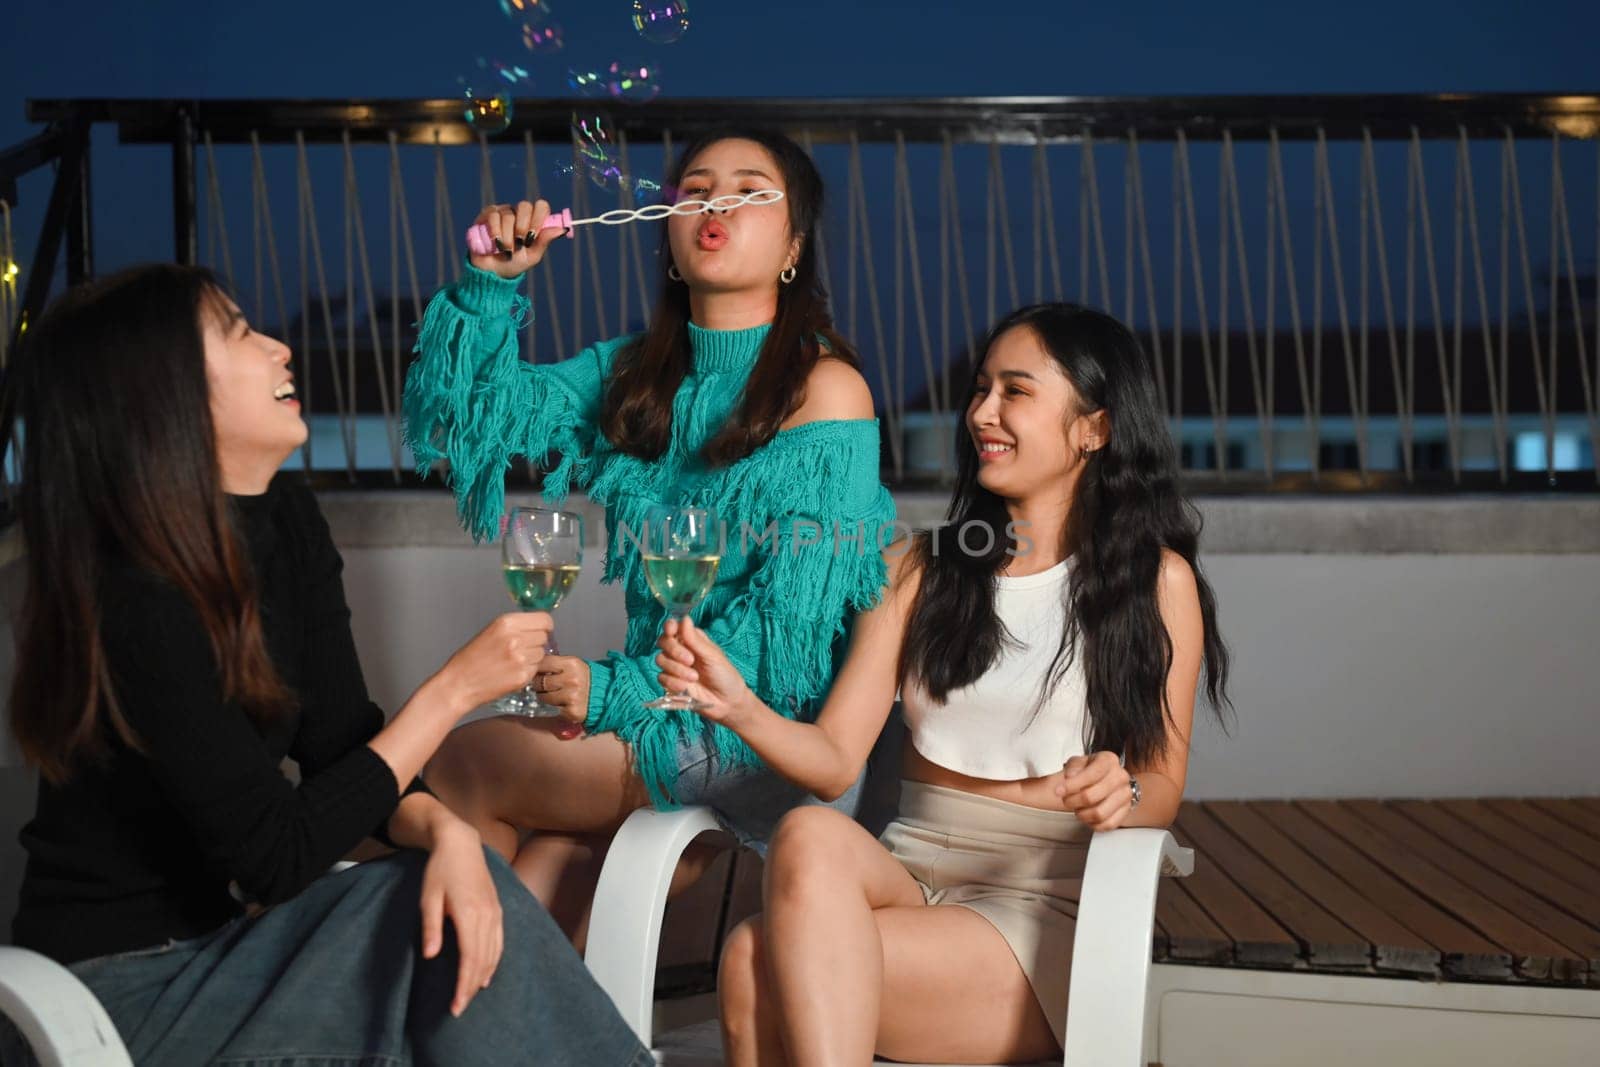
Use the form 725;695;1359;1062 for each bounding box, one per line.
13;477;412;964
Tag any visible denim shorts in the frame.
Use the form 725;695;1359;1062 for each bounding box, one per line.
669;731;867;854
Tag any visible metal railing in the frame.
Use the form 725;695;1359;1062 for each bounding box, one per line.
3;93;1598;494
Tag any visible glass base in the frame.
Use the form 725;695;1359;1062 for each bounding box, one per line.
493;692;564;718
494;637;563;718
642;692;708;712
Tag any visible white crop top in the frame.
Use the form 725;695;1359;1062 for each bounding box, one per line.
901;559;1087;780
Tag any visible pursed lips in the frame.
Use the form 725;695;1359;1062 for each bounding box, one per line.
696;217;729;250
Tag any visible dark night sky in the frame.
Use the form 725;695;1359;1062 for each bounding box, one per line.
7;0;1600;108
3;0;1599;311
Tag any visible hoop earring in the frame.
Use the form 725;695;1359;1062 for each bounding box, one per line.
667;265;683;282
779;265;797;285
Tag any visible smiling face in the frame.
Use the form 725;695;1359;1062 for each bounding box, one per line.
666;137;800;295
967;324;1107;500
200;292;306;490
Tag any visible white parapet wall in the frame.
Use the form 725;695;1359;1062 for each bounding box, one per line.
1;492;1598;941
315;490;1600;801
1145;964;1600;1066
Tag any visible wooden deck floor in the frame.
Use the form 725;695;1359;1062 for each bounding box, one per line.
1159;798;1600;985
657;797;1600;993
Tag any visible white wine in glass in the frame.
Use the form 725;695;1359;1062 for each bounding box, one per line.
641;555;721;616
503;562;581;612
499;507;583;716
641;504;720;712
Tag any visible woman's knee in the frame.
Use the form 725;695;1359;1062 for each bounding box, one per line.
765;806;859;890
769;805;857;854
423;723;489;811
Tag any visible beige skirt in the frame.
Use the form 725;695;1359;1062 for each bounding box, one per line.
880;780;1091;1048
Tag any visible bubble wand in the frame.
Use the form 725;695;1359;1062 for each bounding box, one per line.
466;189;784;255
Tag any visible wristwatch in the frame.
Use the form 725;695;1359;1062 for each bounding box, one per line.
1128;775;1142;810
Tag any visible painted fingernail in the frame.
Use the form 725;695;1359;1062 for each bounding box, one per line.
492;237;507;253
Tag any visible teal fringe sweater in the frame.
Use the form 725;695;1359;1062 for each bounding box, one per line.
402;264;897;808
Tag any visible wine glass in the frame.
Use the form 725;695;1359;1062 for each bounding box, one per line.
640;503;721;711
499;507;583;716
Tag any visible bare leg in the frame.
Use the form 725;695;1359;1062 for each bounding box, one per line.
513;832;605;941
758;805;1059;1066
428;717;724;944
728;906;1059;1064
759;807;925;1066
425;715;652;863
513;833;724;950
717;916;788;1067
870;905;1059;1065
425;714;650;929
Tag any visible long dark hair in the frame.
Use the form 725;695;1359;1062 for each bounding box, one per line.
601;126;858;465
9;264;294;783
900;303;1229;767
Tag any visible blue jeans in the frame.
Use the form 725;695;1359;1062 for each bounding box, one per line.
2;848;652;1067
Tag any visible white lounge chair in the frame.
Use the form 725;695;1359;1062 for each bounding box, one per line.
0;945;132;1067
584;805;1193;1067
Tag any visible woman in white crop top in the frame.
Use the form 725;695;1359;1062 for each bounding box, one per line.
656;302;1230;1065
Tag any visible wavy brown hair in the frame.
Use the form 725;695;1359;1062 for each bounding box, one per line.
9;264;295;783
900;304;1230;768
601;127;858;465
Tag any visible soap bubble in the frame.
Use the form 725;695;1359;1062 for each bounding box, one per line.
572;114;621;189
499;0;555;26
457;57;528;135
520;23;564;52
568;68;606;97
498;0;563;52
605;61;659;102
461;55;532;89
463;92;513;134
488;58;532;86
555;162;663;201
567;61;659;102
631;0;690;44
559;113;663;200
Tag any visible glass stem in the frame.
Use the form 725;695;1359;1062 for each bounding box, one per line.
526;628;558;710
670;610;692;700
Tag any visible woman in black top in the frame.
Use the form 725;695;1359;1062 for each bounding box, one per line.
1;264;651;1067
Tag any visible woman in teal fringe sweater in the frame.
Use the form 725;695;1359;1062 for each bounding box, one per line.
405;128;897;942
